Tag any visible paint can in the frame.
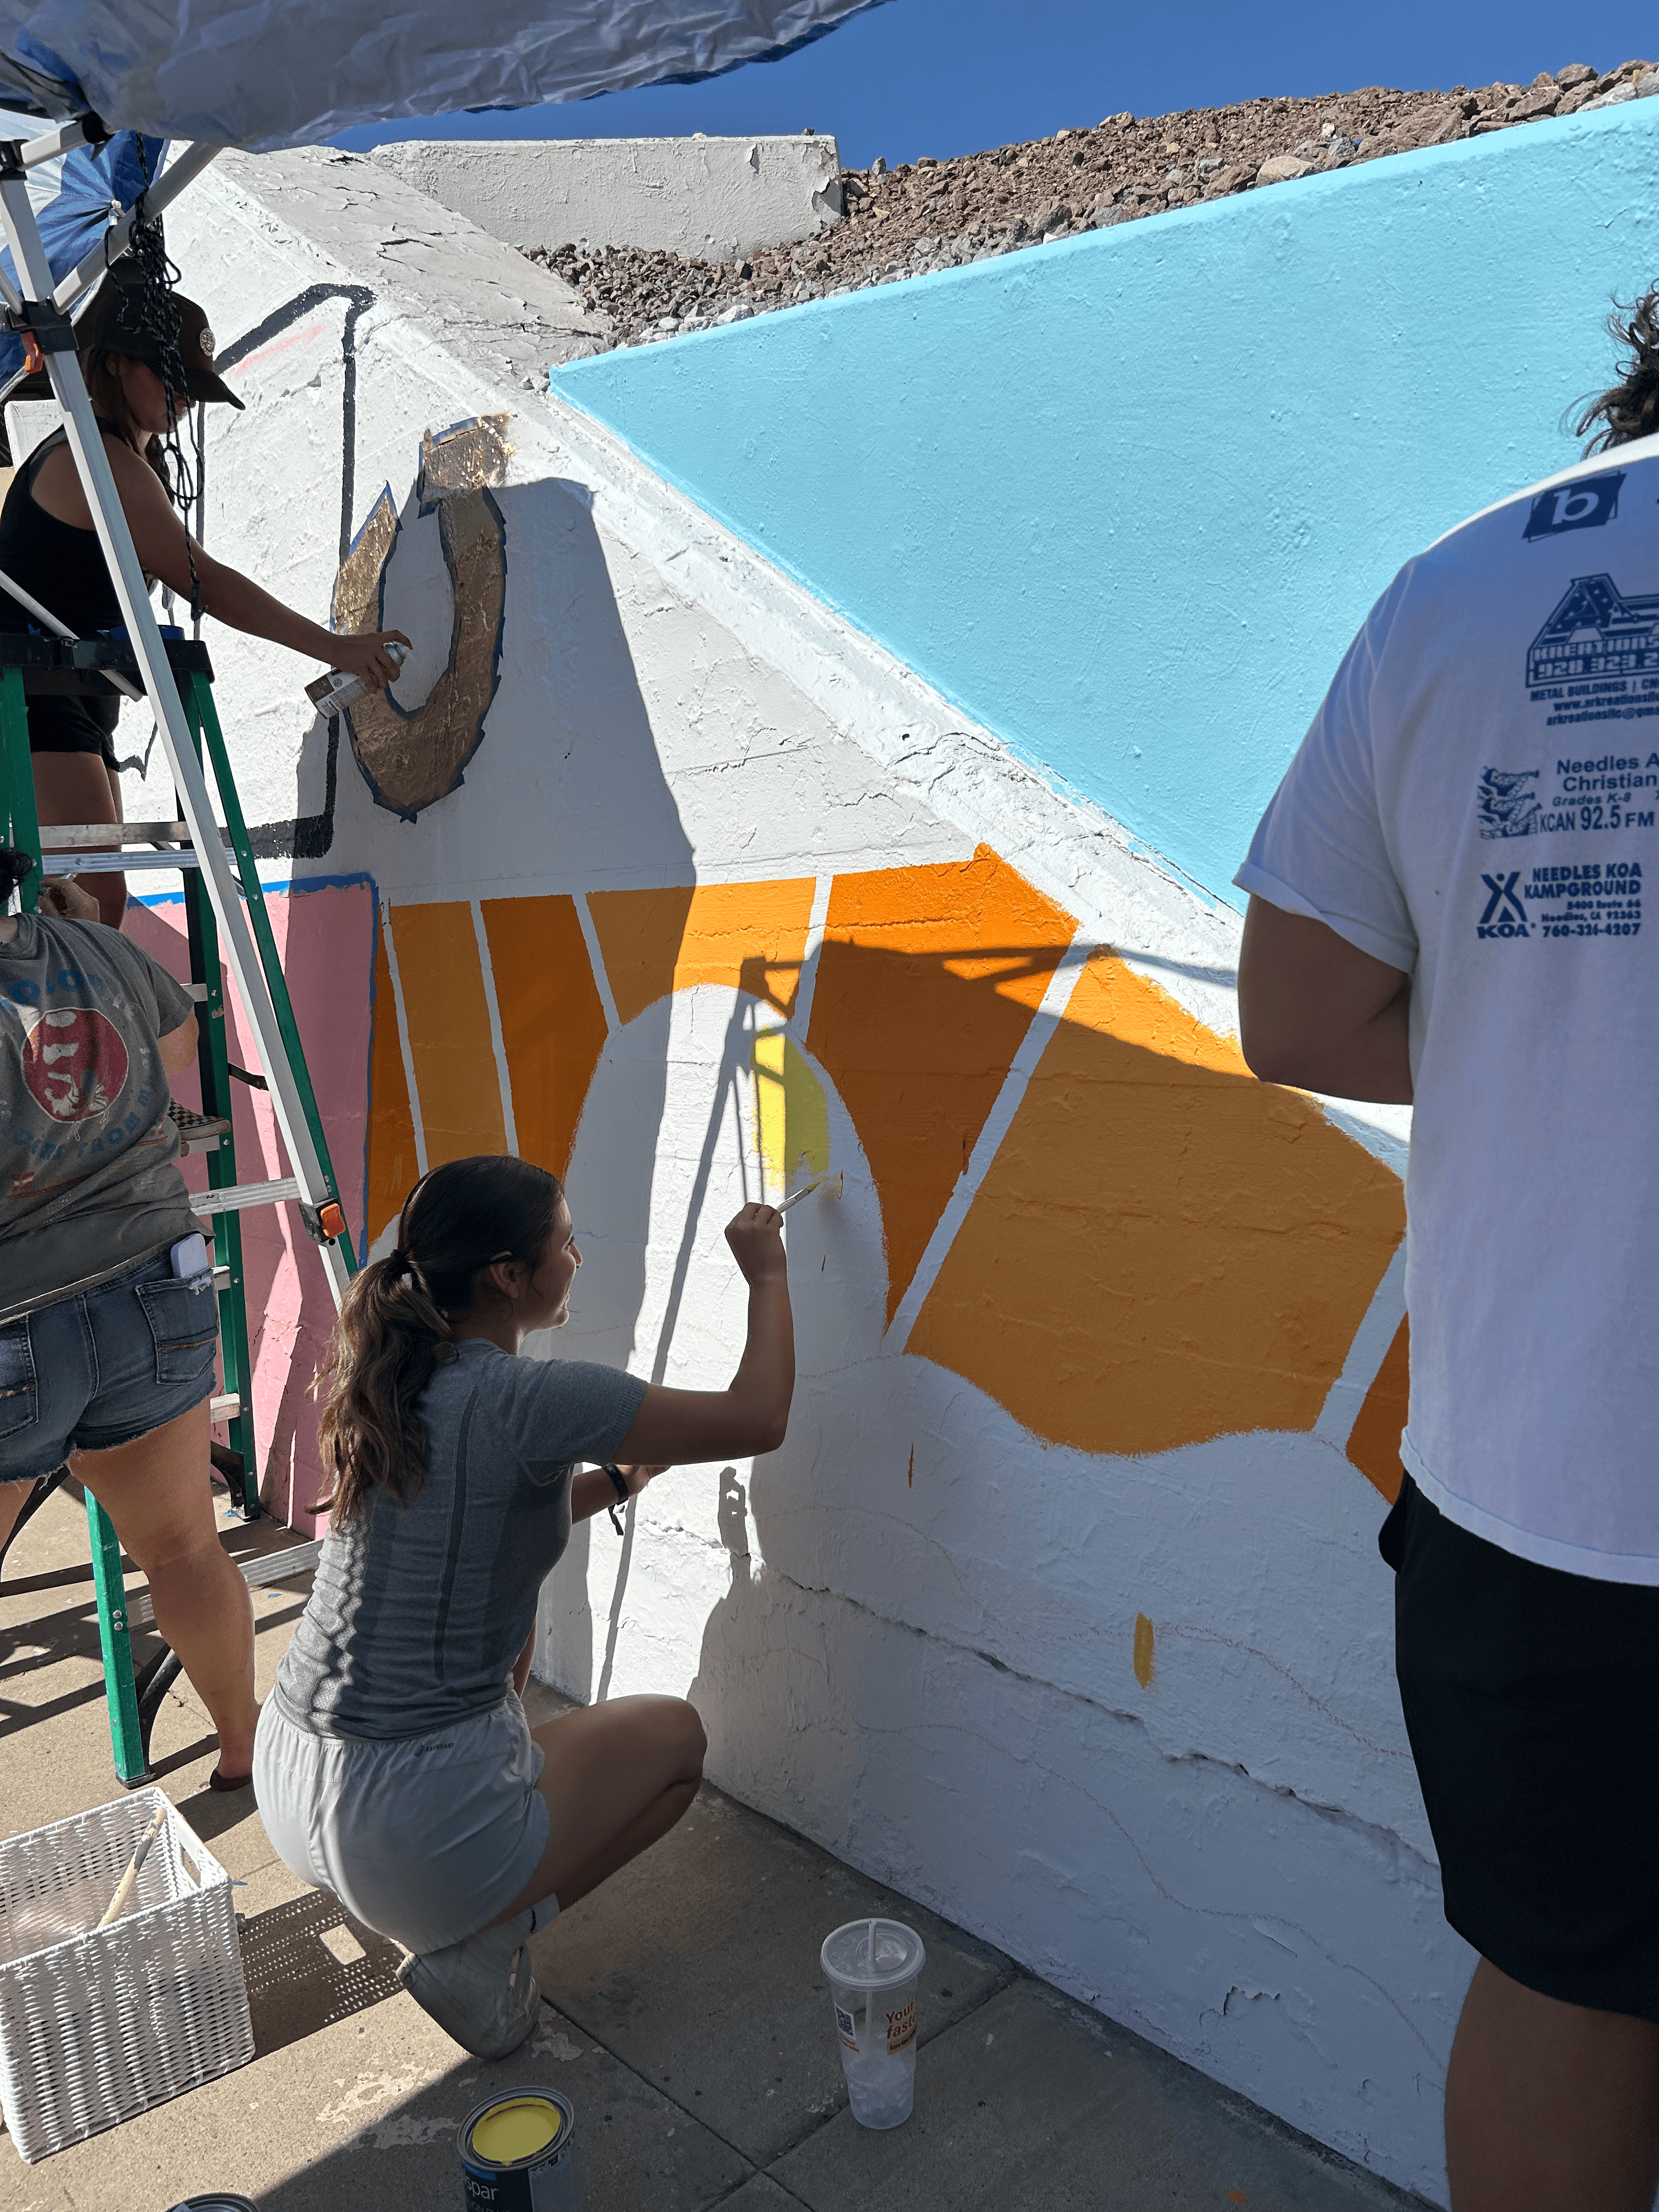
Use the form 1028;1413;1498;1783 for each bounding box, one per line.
458;2087;577;2210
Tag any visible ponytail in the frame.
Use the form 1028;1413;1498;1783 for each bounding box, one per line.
1575;288;1659;453
315;1155;563;1523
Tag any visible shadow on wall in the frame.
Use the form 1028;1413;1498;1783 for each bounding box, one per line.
361;462;695;1233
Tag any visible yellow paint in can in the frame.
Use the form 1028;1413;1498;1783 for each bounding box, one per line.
470;2096;562;2163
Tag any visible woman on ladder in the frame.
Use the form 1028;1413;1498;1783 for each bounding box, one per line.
0;867;262;1788
256;1156;795;2058
0;256;406;927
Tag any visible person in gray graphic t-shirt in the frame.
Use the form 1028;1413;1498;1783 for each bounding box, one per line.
1;865;259;1791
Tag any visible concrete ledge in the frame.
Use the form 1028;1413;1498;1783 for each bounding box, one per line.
368;135;843;261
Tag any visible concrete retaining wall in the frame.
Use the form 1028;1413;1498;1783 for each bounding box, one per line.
369;135;843;259
550;99;1659;903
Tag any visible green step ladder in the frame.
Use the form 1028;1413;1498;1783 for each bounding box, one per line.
0;629;357;1785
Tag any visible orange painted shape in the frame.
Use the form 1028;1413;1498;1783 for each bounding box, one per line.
909;950;1406;1457
387;901;506;1167
481;895;611;1181
805;847;1077;1323
366;922;419;1247
1132;1613;1156;1689
587;879;817;1028
1347;1317;1409;1504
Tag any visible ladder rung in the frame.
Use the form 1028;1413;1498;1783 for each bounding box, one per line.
210;1393;241;1422
212;1264;230;1290
127;1538;325;1629
38;820;189;849
243;1539;325;1585
194;1176;301;1216
43;850;202;874
185;981;210;1003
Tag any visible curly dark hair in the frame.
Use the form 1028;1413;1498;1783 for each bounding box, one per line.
1575;289;1659;452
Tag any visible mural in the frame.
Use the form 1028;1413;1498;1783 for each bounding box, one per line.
365;853;1407;1468
324;406;1436;2188
142;115;1586;2193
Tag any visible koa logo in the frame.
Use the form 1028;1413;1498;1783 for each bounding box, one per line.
1477;872;1529;938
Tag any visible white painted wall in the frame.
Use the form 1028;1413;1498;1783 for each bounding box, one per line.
149;153;1453;2204
369;136;843;259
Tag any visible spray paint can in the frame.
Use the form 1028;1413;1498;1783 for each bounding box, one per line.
304;639;407;716
458;2086;577;2209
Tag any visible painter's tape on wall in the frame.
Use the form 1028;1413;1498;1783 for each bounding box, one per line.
552;104;1659;902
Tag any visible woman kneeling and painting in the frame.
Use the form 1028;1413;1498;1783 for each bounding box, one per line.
255;1155;793;2056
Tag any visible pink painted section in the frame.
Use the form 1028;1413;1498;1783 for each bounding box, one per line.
128;881;374;1534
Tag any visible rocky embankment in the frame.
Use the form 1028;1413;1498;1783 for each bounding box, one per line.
526;58;1657;351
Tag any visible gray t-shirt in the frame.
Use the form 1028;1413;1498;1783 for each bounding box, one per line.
1;913;199;1311
274;1339;647;1739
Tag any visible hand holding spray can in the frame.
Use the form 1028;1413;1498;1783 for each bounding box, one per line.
305;638;408;716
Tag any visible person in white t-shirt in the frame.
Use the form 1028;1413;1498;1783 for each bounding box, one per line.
1237;294;1659;2212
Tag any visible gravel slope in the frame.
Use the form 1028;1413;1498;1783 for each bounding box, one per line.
526;57;1657;352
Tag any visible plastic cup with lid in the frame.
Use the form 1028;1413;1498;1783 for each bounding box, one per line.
820;1917;926;2128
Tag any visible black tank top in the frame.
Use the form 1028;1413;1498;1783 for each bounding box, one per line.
0;426;127;757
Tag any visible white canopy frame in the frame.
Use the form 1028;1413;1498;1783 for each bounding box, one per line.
0;123;353;1306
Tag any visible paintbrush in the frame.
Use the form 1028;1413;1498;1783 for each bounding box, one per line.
95;1801;168;1931
776;1172;843;1215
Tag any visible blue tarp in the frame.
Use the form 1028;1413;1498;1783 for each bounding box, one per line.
0;2;887;151
0;117;162;389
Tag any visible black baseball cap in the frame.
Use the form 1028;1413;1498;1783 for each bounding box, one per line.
76;266;244;409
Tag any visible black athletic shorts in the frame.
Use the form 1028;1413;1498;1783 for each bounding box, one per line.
1383;1475;1659;2021
26;693;120;766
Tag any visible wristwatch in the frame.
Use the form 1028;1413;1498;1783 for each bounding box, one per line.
603;1463;629;1537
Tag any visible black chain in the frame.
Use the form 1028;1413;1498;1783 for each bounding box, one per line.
123;188;201;620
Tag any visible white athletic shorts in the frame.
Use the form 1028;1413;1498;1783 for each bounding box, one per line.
253;1689;550;1955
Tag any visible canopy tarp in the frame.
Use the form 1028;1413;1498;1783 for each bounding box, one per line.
0;118;161;386
0;2;886;151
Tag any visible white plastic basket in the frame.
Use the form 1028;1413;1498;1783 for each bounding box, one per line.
0;1788;253;2162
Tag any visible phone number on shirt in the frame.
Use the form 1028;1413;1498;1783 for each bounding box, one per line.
1540;921;1641;936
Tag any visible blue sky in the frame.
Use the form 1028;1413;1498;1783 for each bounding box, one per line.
335;1;1648;168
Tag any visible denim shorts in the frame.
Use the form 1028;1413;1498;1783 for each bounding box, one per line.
0;1250;219;1482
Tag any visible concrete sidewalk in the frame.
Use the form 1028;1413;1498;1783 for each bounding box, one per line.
0;1481;1434;2210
